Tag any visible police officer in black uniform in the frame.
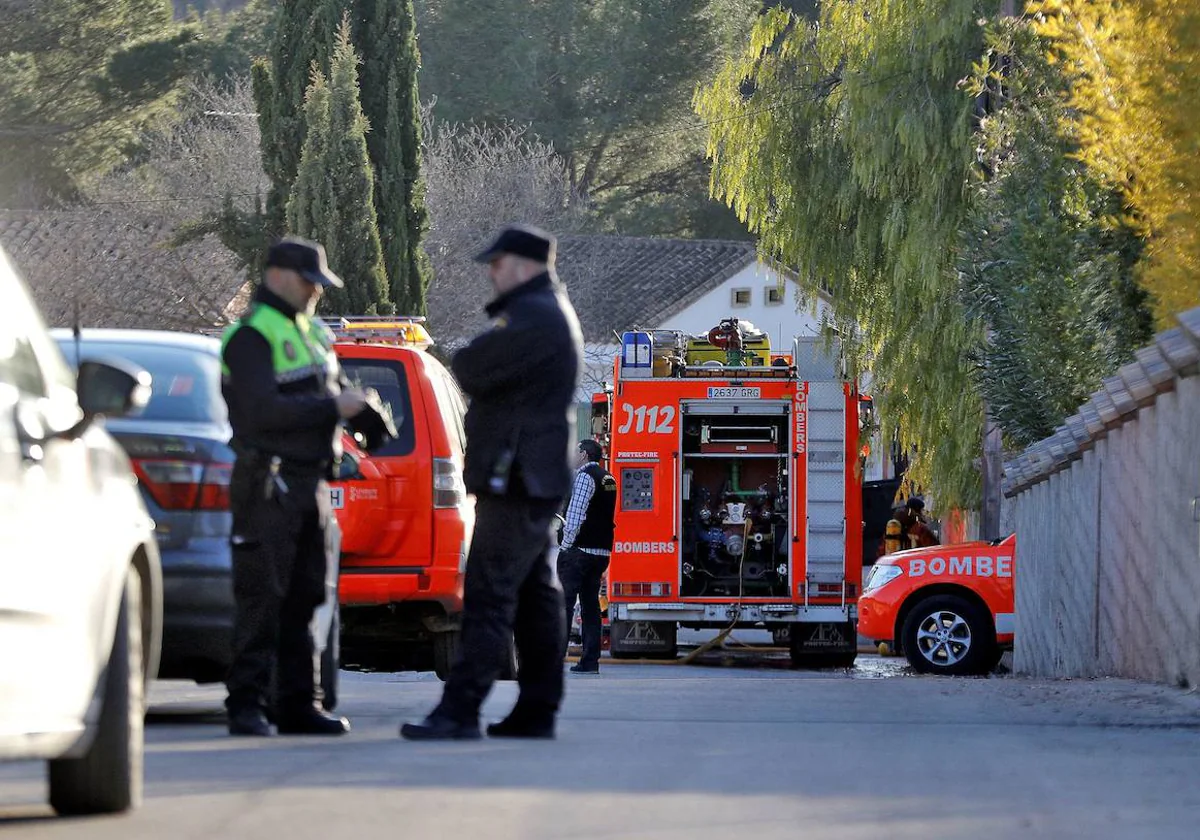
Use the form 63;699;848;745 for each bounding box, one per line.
401;224;583;741
558;439;617;674
221;237;369;737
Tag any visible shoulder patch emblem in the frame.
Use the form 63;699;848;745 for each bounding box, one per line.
493;315;509;330
283;340;298;361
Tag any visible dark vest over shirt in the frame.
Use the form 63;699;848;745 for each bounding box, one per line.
575;462;617;551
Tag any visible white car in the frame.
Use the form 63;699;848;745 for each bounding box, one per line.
0;245;163;815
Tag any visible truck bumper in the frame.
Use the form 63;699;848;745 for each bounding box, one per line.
611;602;855;625
338;564;463;615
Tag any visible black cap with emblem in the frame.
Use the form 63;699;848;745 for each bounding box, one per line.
265;236;344;288
473;224;556;265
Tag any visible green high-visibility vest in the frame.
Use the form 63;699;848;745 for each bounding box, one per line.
221;303;337;386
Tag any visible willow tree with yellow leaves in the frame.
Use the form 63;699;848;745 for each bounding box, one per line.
696;1;1155;509
1032;0;1200;321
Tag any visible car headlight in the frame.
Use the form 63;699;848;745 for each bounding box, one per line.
863;564;903;593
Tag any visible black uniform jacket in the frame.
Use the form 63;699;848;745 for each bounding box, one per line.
452;271;583;500
222;286;343;467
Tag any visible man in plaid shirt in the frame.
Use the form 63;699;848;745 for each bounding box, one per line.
558;439;617;674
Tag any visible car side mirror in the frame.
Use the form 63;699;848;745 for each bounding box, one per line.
76;357;152;420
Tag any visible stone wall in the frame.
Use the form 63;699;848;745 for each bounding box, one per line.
1003;307;1200;687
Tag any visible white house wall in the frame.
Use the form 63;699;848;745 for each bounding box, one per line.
657;262;830;351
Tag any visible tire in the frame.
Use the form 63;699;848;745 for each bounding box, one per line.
432;630;460;681
432;630;518;681
320;606;339;712
901;594;996;676
49;568;144;815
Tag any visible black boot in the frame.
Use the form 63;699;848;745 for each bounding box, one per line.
275;706;351;735
228;707;273;737
400;713;482;741
487;702;556;739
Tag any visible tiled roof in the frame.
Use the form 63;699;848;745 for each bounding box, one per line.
0;212;757;344
0;210;250;332
556;235;757;342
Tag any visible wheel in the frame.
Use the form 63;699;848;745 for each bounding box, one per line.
432;629;461;681
320;605;339;712
49;568;144;815
901;594;996;676
432;630;516;681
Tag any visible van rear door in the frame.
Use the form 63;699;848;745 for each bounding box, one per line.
334;351;433;569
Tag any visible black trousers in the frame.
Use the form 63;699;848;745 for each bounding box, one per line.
558;547;610;670
436;494;565;723
225;461;331;715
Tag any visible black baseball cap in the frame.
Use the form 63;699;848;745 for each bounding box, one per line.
265;237;344;288
473;224;556;264
906;496;925;511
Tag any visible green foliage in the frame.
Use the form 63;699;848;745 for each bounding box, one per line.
961;23;1153;446
185;0;277;87
286;18;390;316
0;0;196;206
696;1;988;506
254;0;333;240
351;0;431;315
255;0;430;313
696;4;1159;507
1031;0;1200;322
414;0;759;238
172;192;272;277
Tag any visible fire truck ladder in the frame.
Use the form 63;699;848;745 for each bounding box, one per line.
794;338;847;607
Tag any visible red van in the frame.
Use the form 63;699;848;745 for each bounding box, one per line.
326;318;474;679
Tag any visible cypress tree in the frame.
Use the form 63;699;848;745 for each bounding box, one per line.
252;0;326;241
256;0;431;314
286;18;390;316
354;0;432;316
286;67;332;261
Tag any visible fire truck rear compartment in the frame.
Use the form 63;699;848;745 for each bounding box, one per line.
680;412;790;598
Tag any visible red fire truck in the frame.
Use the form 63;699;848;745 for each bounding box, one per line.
604;319;864;667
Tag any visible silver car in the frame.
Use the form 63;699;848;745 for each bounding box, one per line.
0;246;163;814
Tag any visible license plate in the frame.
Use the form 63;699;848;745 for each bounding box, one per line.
707;386;761;400
329;487;345;510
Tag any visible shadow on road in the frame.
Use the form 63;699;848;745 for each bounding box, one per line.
146;706;227;726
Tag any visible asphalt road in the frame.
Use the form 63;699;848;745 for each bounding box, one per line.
3;653;1200;840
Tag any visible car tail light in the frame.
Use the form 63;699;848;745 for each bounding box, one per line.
433;457;465;509
132;459;233;511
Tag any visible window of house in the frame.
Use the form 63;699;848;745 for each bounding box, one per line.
731;288;751;307
765;286;784;306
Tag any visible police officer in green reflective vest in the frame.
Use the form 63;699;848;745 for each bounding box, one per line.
220;237;368;737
